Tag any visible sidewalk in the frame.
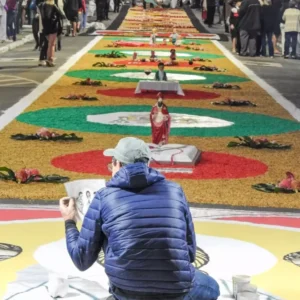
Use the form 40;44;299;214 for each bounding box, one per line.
0;7;121;55
0;25;34;54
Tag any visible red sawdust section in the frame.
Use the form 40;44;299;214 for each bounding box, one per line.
51;150;268;180
218;216;300;228
0;209;60;221
114;60;206;68
97;88;220;100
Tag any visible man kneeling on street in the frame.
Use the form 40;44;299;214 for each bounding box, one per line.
59;137;220;300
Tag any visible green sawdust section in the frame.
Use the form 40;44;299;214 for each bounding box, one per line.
65;69;249;85
16;105;300;137
104;37;212;45
89;49;224;60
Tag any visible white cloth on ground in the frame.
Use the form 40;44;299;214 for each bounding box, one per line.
135;80;185;95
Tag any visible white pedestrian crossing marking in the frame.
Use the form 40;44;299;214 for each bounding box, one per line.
0;74;39;87
243;61;283;68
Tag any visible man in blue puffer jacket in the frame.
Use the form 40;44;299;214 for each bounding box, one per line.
59;137;220;300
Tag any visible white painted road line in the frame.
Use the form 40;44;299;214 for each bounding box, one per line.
0;36;103;130
0;74;39;85
243;61;283;68
0;57;38;62
0;78;24;83
213;40;300;122
0;81;36;87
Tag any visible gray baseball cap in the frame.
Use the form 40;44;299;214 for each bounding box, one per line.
103;137;152;165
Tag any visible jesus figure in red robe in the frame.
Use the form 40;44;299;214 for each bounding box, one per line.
150;93;171;145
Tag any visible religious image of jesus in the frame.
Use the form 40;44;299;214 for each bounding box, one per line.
150;93;171;145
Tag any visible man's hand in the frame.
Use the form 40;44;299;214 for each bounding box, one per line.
59;197;77;222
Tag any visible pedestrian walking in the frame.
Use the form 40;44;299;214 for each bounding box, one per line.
6;0;17;41
38;0;64;66
64;0;82;36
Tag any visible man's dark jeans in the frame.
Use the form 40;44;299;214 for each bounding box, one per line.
110;270;220;300
261;31;274;57
284;31;298;57
7;10;17;41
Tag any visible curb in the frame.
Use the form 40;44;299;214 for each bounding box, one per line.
0;34;34;54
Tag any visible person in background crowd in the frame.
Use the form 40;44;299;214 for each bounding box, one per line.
77;0;85;30
206;0;216;27
239;0;261;56
81;0;87;29
56;0;65;50
282;0;300;58
228;0;241;53
272;0;282;55
190;0;200;9
6;0;17;41
114;0;120;12
64;0;82;36
96;0;105;21
32;7;40;49
38;0;64;66
217;0;224;24
59;136;220;300
0;0;7;42
104;0;109;20
260;0;275;57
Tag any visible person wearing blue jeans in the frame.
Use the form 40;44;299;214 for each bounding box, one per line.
60;137;220;300
261;31;274;57
6;10;16;41
282;0;300;58
109;270;220;300
260;0;275;57
284;31;298;57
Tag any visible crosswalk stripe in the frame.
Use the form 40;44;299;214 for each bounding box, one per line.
0;81;36;87
0;78;24;83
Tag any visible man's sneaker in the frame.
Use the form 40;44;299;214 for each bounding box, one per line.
38;60;46;66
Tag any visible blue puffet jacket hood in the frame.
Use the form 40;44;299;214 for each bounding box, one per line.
66;163;196;295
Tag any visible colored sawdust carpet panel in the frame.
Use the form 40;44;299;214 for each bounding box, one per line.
0;7;300;210
119;7;199;33
1;209;300;300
